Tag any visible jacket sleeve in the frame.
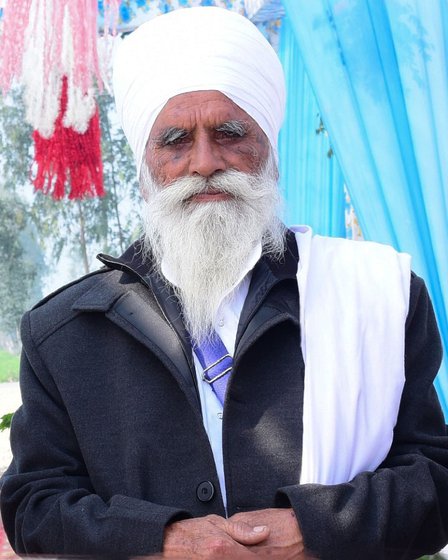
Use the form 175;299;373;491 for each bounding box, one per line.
0;313;190;559
277;274;448;560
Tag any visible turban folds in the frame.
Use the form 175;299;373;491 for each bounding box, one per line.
112;7;286;178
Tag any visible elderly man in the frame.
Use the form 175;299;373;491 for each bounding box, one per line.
2;7;448;560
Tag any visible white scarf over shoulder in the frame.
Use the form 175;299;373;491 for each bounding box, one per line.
294;227;411;485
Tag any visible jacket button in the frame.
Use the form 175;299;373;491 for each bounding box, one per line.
196;481;215;502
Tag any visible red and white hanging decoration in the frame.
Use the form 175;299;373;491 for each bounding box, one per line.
0;0;119;199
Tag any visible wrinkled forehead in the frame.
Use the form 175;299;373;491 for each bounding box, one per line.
149;90;267;141
113;7;286;178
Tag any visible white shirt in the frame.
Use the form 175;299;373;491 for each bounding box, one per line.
161;244;262;508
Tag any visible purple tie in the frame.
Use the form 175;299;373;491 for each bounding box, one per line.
193;333;233;405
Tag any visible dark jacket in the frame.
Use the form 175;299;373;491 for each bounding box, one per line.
1;234;448;559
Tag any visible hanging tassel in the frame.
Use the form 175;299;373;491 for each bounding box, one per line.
33;77;104;200
0;0;120;99
0;0;34;92
0;0;119;200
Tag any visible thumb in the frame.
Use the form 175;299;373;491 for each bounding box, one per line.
224;519;270;545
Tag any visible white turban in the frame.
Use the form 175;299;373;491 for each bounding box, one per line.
112;7;286;178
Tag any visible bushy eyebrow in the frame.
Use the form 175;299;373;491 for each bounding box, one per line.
215;120;247;136
154;120;247;146
156;126;189;146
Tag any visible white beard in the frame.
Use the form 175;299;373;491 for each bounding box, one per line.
140;153;285;343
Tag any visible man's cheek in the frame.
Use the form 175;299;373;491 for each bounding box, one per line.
231;142;267;173
147;153;187;185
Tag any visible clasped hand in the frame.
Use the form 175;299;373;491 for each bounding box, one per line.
163;508;315;558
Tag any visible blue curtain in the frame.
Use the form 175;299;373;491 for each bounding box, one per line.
281;0;448;417
278;18;346;237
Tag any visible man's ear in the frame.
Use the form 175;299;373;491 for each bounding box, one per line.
139;149;151;202
274;166;279;181
270;147;280;181
140;183;149;202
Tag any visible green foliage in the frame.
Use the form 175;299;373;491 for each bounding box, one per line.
0;90;46;346
0;349;20;382
0;412;14;431
0;88;33;193
0;195;45;345
98;90;141;253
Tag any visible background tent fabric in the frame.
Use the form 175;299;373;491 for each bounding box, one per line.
278;16;346;238
97;0;246;32
281;0;448;417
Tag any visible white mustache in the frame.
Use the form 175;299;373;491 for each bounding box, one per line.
155;169;274;207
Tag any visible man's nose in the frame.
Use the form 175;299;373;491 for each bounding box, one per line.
188;136;226;177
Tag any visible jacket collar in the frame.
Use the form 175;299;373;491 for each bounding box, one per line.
95;240;194;367
73;243;201;411
99;231;298;345
239;229;299;327
95;231;299;300
235;230;300;358
93;231;299;335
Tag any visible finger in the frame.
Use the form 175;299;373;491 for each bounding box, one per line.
223;519;270;545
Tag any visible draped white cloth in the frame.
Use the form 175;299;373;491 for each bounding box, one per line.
294;226;411;484
112;7;286;177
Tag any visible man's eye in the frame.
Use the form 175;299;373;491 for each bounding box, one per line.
158;128;190;147
164;134;188;146
216;129;245;140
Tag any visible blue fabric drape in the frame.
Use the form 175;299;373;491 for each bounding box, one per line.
278;17;346;237
281;0;448;416
97;1;245;31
